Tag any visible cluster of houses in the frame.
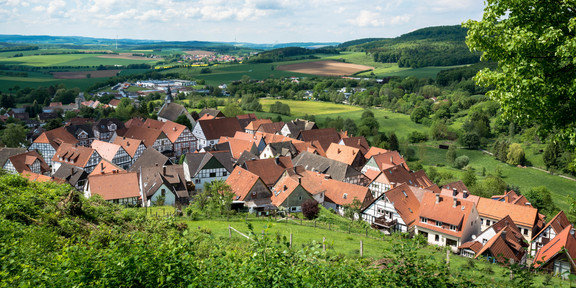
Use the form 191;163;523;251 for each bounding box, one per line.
1;89;575;278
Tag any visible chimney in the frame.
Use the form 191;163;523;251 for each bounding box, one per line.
163;165;166;175
502;230;507;238
390;156;393;163
391;182;396;188
452;188;458;197
435;193;440;204
453;197;457;208
100;162;104;172
463;190;469;199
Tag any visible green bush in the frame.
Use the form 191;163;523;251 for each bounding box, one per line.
454;155;470;169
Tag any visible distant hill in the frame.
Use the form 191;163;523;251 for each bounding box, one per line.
343;25;480;68
0;34;339;52
246;46;340;63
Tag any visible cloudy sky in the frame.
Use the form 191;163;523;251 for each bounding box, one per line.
0;0;485;44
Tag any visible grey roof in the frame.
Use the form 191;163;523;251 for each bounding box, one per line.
235;150;259;167
0;147;27;167
268;141;298;157
284;119;317;137
158;102;190;122
93;118;125;133
184;151;234;177
52;162;88;187
199;108;224;118
197;118;243;140
292;151;363;182
129;147;172;172
65;124;94;139
140;164;188;199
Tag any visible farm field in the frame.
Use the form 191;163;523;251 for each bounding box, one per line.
276;60;373;76
52;69;120;79
0;53;159;67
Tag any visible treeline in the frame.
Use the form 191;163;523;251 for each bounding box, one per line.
247;47;339;63
0;44;39;52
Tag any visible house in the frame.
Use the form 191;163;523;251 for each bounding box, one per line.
21;172;53;183
121;125;172;154
93;118;125;142
257;121;284;134
297;128;341;151
271;170;315;213
476;197;543;242
64;124;94;146
292;151;368;185
29;127;79;166
321;177;373;216
158;102;196;127
90;159;125;176
52;162;88;190
231;131;267;153
91;140;131;170
241;156;293;188
533;225;576;279
365;164;429;198
128;147;172;173
84;171;141;206
51;143;102;174
198;108;225;118
339;136;370;155
3;151;50;175
159;120;197;157
364;146;390;159
415;193;481;252
245;119;273;134
192;117;243;150
140;164;190;207
108;99;121;109
325;143;366;170
260;141;299;159
0;147;27;168
182;151;233;191
361;183;422;234
459;215;528;264
236;114;259;130
217;137;259;160
113;137;146;165
531;211;572;257
362;150;408;173
280;119;317;138
226;167;274;212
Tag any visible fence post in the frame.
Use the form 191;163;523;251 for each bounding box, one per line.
323;237;326;252
314;220;316;228
446;249;450;265
365;227;368;238
360;240;363;257
229;225;232;239
290;233;293;249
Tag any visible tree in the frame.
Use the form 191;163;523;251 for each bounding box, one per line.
175;114;193;131
388;133;399;151
204;180;235;216
462;168;477;187
446;144;457;165
410;107;427;124
454;155;470;169
524;186;557;215
301;199;320;220
543;141;562;171
464;1;576;137
343;118;358;136
343;198;362;221
506;143;526;166
222;102;244;117
1;123;27;147
460;132;480;149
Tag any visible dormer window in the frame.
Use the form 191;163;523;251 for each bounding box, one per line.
109;123;117;131
436;221;442;227
343;193;348;199
421;217;427;223
449;225;457;231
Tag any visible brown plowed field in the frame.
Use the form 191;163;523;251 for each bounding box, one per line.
276;60;373;76
52;70;121;79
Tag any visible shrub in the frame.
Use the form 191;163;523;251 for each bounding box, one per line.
454;155;470;169
302;199;320;220
507;143;526;166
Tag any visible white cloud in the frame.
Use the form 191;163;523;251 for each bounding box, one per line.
348;10;411;27
46;0;67;18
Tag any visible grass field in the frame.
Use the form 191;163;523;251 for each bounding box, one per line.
413;146;576;213
140;205;564;287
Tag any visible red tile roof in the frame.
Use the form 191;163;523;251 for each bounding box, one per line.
370;151;408;171
198;117;243;140
89;159;125;176
533;225;576;268
122;126;163;148
270;175;305;207
322;178;372;207
325;143;362;166
87;172;140;201
217;137;258;159
226;167;262;201
53;143;97;168
532;211;572;242
8;151;49;174
298;128;341;151
91;140;121;161
20;172;53;182
476;197;539;228
384;183;421;227
364;147;390;159
340;136;370;155
257;122;285;134
113;136;143;158
34;127;79;149
417;193;475;238
245;119;273;131
243;156;293;187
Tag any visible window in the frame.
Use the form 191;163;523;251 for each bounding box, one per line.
435;234;439;242
421;217;428;223
449;225;457;231
222;171;227;176
195;179;200;184
402;190;408;197
161;189;166;196
436;221;442;227
480;218;484;225
523;228;528;235
210;172;216;177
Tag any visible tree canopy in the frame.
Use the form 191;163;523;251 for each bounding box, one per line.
464;1;576;138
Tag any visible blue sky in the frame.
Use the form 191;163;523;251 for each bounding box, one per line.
0;0;485;43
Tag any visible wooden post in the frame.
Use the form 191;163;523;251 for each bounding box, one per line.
290;233;293;248
360;240;363;257
262;230;265;237
446;249;450;265
365;227;368;238
323;237;326;252
229;225;232;239
314;220;316;228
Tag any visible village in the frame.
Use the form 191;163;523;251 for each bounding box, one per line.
0;86;573;280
